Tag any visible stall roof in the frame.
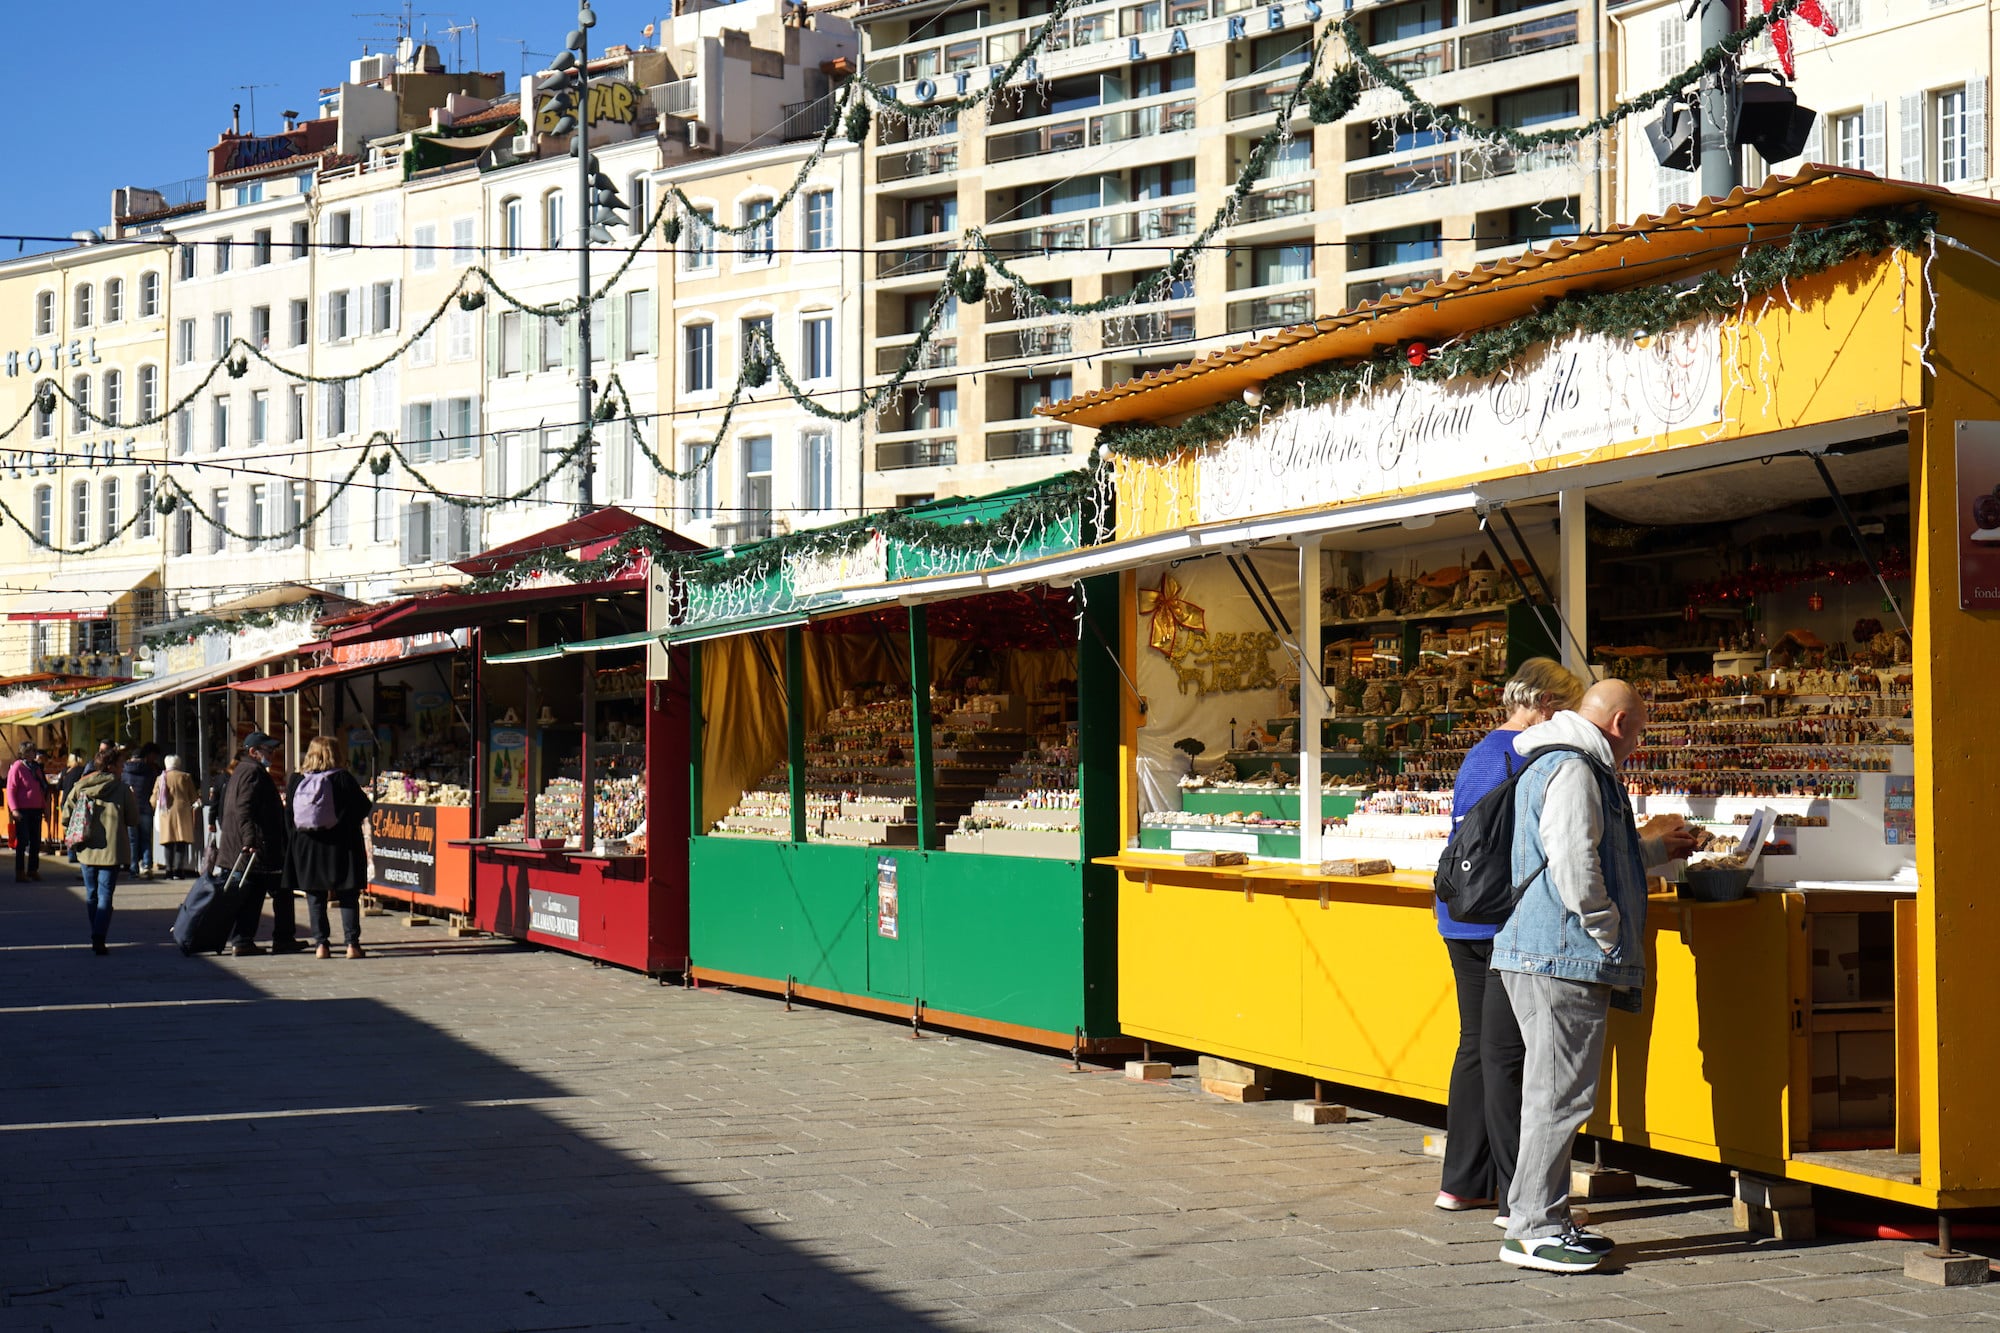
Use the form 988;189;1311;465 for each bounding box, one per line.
4;564;158;622
1044;168;1982;430
118;649;302;710
324;577;645;647
485;626;663;664
226;644;459;694
449;507;700;577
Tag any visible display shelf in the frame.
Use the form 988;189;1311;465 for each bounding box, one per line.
1318;599;1527;630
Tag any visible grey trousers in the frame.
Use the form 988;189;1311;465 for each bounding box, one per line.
1500;969;1611;1242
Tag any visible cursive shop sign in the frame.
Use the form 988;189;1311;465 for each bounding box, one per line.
1194;322;1725;525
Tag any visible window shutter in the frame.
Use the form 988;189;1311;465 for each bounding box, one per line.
316;383;331;436
523;316;540;372
483;430;502;498
388;281;401;335
465;395;483;459
319;294;331;344
343;381;359;435
1899;93;1925;181
1971;76;1989;181
1801;113;1823;167
486;313;502;379
608;299;627;363
1862;101;1887;175
563;317;577;370
401;403;421;461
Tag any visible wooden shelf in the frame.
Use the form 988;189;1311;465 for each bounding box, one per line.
1318;600;1524;630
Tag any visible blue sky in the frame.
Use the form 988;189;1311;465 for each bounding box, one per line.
4;3;670;251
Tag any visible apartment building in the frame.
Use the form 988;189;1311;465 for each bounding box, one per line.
0;226;174;677
853;0;1600;505
1612;0;1992;219
651;0;865;546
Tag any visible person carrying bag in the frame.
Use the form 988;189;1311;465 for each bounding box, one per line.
287;736;374;960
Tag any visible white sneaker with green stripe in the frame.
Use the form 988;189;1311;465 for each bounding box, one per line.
1499;1233;1605;1273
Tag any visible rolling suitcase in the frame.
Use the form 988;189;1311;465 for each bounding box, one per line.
171;849;255;957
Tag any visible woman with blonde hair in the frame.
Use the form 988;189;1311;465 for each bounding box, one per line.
285;735;374;959
1434;656;1585;1223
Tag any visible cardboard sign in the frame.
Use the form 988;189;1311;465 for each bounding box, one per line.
876;855;899;940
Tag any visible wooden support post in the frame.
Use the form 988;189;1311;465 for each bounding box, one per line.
1298;536;1323;868
785;627;807;845
907;604;936;850
687;644;704;841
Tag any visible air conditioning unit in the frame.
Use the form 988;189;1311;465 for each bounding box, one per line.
686;121;715;150
353;53;391;83
510;134;533;157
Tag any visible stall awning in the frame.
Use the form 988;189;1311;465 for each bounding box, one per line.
118;649;302;710
226;645;459;694
324;578;644;647
5;564;157;622
484;627;667;665
449;507;700;577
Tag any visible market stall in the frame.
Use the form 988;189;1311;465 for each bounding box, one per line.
674;480;1127;1053
1034;168;2000;1213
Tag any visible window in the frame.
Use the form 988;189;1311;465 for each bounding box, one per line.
328;211;353;249
213;311;233;357
250;390;269;446
452;216;476;265
1370;0;1446;43
72;374;91;433
250;305;271;349
371;281;395;335
742;436;773;536
684;323;715;392
1260;136;1312;180
211;395;230;451
802;189;835;252
541;315;565;371
326;482;350;546
101;478;120;543
1508;201;1580;242
172;506;192;556
1834;108;1871;170
102;370;122;426
683;208;715;271
32;382;52;440
291;221;309;261
373;481;394;543
685;443;715;519
179;244;197;280
628;176;649;239
402;502;434;564
590;302;609;363
739;199;776;260
406;400;436;462
1132;160;1196;201
410;326;436;368
1251;31;1311;72
371;197;397;245
215;238;232;274
413;223;438;272
34;291;53;336
70;481;89;544
328;289;351;341
1014;373;1072;419
543;190;565;249
801;313;834;380
447;308;474;361
1939;86;1971;184
177;318;195;364
625;291;653;357
236;182;263;206
173;408;190;455
499;311;522;375
803;430;834;511
905;194;957;236
447;396;478;460
253;228;272;266
137;473;155;540
139;272;160;318
544;428;574;504
1348;223;1440;269
911;384;957;430
282;482;304;550
32;486;51;546
288;387;306;442
138;365;158;419
290;299;309;348
104;278;123;324
741;314;773;364
1496;82;1580;130
74;284;93;328
245;483;268;548
502;198;524;257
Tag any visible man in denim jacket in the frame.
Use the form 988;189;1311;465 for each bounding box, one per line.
1492;680;1695;1273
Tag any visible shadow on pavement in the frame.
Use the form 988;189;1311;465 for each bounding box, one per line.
0;868;948;1331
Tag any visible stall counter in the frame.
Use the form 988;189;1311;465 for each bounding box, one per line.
367;803;472;915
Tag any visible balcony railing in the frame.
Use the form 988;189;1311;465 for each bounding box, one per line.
1360;39;1452;89
1226;76;1303;122
988;118;1089;163
987;98;1195;163
1347;154;1458;203
986;324;1074;360
875;337;958;374
1461;10;1578;68
878;244;951;278
712;517;775;546
1347;270;1440;307
1227;290;1314;333
987;426;1073;461
656;78;699;117
1237;180;1315;223
1101;307;1195;349
876;436;957;470
877;145;959;182
985;201;1198;256
779;96;835;142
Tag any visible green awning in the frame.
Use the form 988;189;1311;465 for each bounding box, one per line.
484;628;662;665
663;612;809;646
484;644;568;665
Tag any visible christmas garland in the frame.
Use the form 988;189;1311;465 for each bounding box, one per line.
1096;210;1937;462
141;601;324;651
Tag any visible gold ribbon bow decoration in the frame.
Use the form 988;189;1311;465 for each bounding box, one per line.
1139;575;1207;661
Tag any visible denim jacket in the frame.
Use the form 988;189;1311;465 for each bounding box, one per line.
1491;714;1649;1007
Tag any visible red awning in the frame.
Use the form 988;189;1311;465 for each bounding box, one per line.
448;506;701;577
226;645;460;694
322;578;646;648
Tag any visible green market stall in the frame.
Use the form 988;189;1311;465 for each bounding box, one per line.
677;479;1128;1053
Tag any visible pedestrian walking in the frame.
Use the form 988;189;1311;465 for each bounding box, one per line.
1492;680;1695;1274
201;762;231;863
66;747;140;956
154;755;200;879
7;742;48;882
121;743;163;879
57;749;89;863
218;733;303;956
1434;658;1583;1223
286;736;373;960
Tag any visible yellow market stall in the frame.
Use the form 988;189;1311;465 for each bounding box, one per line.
1040;168;2000;1216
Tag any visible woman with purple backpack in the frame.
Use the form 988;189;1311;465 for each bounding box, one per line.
285;736;374;959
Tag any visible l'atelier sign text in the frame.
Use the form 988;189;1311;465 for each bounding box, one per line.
5;338;103;378
885;1;1323;103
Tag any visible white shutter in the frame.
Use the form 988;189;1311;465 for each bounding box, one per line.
608;300;627;364
317;383;331;436
1656;14;1685;80
401;503;418;564
523;316;540;372
343;381;359;436
1970;76;1989;181
1899;93;1925;181
486;313;502;379
604;422;628;500
1801;113;1824;167
1862;101;1887;175
563;317;577;370
401;404;421;461
464;395;482;459
387;280;401;335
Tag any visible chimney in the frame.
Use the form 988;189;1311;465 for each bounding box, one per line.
231;102;242;135
283;109;299;131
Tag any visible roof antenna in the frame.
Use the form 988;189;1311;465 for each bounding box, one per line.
236;84;277;135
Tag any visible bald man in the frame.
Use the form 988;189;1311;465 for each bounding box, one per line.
1490;679;1695;1274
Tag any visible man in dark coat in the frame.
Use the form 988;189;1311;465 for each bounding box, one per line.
121;743;162;878
219;733;303;956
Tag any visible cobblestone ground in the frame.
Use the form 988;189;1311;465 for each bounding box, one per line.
3;865;1997;1333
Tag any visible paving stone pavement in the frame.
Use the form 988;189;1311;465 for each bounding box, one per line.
3;865;1997;1333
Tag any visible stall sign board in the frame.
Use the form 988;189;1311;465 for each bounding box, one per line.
528;889;582;941
488;726;526;801
370;804;441;897
1885;776;1916;845
876;855;899;939
1954;421;2000;611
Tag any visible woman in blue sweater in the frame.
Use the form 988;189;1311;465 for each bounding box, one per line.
1435;657;1584;1217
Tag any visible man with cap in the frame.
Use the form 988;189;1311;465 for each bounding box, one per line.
219;732;304;955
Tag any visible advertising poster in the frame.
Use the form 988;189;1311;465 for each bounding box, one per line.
876;855;899;939
488;727;526;801
411;688;452;746
1955;420;2000;610
1884;776;1916;845
369;804;440;897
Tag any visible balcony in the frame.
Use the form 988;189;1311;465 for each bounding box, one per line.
1237;180;1315;223
876;435;957;470
878;145;959;183
1347;270;1440;307
1227;290;1314;333
875;337;958;374
987;426;1073;461
984;200;1199;256
987;98;1195;164
712;517;775;546
1226;76;1303;122
780;96;835;142
1461;9;1578;68
656;78;699;117
878;244;951;278
1101;307;1195;350
1360;40;1452;89
1347;154;1458;203
986;324;1074;360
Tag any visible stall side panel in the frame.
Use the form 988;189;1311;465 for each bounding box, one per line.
1293;889;1456;1103
1117;874;1305;1068
689;837;873;997
921;853;1090;1038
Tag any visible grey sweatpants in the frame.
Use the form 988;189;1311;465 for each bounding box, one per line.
1500;970;1611;1242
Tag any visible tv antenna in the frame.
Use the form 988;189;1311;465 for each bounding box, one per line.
495;38;552;77
441;19;480;72
236;84;278;134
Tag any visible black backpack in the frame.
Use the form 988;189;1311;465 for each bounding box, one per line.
1433;744;1602;926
